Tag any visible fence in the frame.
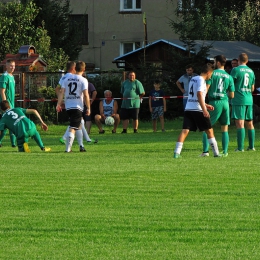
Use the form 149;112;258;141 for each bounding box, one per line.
2;70;260;124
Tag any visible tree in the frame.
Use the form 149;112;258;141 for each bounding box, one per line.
169;0;260;47
0;1;40;61
34;22;69;72
30;0;83;60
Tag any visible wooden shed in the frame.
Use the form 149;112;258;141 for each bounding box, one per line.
0;45;47;72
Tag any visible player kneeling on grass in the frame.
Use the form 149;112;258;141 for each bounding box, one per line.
0;100;51;152
173;63;221;158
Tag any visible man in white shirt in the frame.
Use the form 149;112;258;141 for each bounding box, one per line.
56;61;90;152
174;63;221;158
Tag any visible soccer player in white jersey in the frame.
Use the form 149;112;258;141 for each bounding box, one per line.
56;61;90;152
56;61;93;151
174;63;221;158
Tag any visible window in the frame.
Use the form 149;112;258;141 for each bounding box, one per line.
120;42;141;55
178;0;195;11
120;0;141;11
69;14;88;45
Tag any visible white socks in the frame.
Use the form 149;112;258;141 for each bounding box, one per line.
75;129;83;147
174;142;183;154
208;138;219;156
63;126;70;141
66;132;75;152
81;119;91;142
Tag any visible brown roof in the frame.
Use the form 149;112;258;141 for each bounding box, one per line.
0;53;47;67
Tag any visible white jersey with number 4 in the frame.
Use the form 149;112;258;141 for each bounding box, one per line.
61;74;88;112
185;75;206;112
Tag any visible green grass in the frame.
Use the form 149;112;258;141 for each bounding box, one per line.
1;120;260;259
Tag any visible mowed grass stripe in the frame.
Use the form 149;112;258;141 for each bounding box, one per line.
1;121;260;259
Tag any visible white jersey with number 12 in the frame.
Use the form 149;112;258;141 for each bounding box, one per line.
61;74;88;111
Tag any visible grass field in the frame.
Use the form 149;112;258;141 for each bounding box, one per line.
1;119;260;260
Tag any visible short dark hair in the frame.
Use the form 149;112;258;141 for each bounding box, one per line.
66;61;76;71
201;63;214;74
75;61;86;72
154;79;161;84
214;55;226;66
185;64;193;70
0;100;10;111
6;59;15;64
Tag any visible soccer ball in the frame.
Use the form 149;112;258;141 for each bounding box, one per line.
105;116;115;126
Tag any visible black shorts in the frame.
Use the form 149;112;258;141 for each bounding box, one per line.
67;109;82;129
120;108;140;120
183;110;212;132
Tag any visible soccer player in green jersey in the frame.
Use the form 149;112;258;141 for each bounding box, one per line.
0;100;51;152
231;53;255;152
0;59;16;147
200;55;235;157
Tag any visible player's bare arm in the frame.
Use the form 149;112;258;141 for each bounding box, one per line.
83;90;91;116
56;88;65;112
228;91;234;99
26;109;48;131
0;88;6;101
55;84;61;97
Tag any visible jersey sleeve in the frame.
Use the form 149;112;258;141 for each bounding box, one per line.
178;75;184;83
206;78;211;85
196;77;205;92
136;80;145;94
0;75;8;89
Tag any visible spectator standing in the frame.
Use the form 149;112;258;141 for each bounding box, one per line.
95;90;120;134
56;61;90;153
200;55;235;157
0;59;16;147
176;64;198;109
149;79;166;132
173;63;221;158
230;58;238;72
120;71;145;133
230;53;255;151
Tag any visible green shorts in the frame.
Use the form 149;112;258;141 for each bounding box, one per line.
231;105;253;120
209;100;230;125
17;126;37;152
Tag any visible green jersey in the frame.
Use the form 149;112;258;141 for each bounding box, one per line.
0;72;15;108
121;79;145;109
0;107;35;138
206;69;235;101
230;65;255;105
